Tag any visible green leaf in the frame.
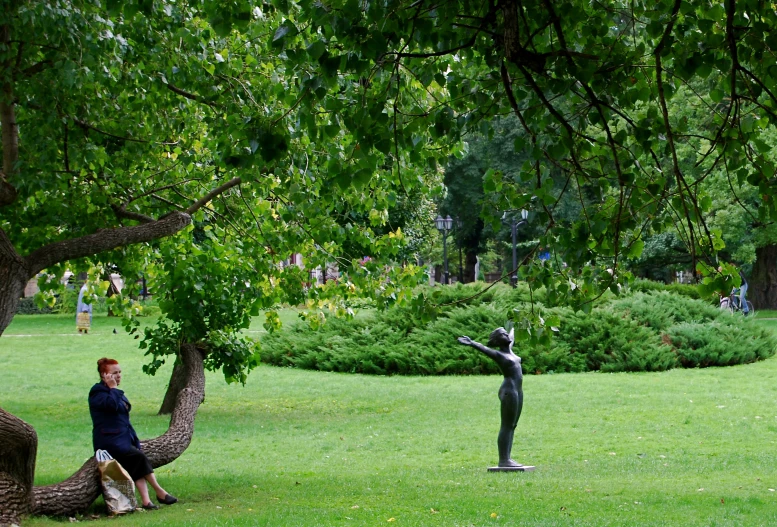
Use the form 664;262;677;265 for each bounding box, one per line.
753;138;770;153
307;40;327;60
627;239;645;258
273;22;298;42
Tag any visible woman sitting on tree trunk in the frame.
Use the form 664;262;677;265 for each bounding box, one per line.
89;358;178;510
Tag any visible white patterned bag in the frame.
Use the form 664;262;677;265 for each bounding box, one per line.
95;449;137;515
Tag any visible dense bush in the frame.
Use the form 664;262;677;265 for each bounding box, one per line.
260;288;776;376
667;320;777;368
628;278;701;299
421;281;544;311
16;292;158;316
608;292;720;330
262;305;505;375
15;297;53;315
553;308;677;372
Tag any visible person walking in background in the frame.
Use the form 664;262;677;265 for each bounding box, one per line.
76;283;93;334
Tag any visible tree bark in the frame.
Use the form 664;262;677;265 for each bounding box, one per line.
24;212;191;278
25;343;205;520
0;409;37;526
0;229;29;334
0;23;19;208
749;244;777;310
464;251;478;283
158;357;188;415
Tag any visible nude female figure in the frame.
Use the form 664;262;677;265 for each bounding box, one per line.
458;327;523;468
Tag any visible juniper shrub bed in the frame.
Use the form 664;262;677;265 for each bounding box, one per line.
260;283;776;375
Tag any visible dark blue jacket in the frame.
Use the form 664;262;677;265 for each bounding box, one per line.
88;382;141;454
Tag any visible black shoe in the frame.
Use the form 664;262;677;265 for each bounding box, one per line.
142;502;159;510
158;494;178;505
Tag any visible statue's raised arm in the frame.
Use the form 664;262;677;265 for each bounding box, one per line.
457;328;518;375
457;335;500;362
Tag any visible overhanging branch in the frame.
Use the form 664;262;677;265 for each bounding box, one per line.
185;177;241;214
111;205;156;223
24;212;191;277
20;59;52;78
72;118;148;143
167;83;218;107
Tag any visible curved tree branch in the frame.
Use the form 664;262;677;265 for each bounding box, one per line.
167;83;218;107
72;118;148;144
23;177;241;276
185;177;241;214
25;212;192;277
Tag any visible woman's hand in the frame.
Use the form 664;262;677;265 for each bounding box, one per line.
102;372;118;389
457;336;473;346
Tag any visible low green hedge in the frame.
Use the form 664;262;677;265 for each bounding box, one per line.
16;291;159;316
667;320;776;368
628;278;701;299
16;289;109;315
16;297;53;315
607;291;720;330
260;289;776;376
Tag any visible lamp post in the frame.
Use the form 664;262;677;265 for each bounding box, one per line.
502;209;528;288
435;215;454;284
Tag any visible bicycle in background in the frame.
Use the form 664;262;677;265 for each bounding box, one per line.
719;287;755;316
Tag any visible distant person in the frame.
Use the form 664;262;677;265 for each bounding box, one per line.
76;283;93;334
89;358;178;510
739;268;749;315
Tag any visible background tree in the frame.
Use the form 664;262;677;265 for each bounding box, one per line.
628;231;693;283
297;0;777;320
441;116;584;283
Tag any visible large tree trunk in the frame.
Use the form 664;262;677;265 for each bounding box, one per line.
750;244;777;310
0;409;37;526
463;251;478;283
0;229;28;333
158;356;189;415
25;343;205;521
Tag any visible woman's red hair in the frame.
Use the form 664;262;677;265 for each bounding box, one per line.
97;358;119;375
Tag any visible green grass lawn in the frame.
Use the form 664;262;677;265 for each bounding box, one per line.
2;314;777;526
754;309;777;319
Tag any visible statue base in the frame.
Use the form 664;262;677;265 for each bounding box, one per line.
487;465;535;472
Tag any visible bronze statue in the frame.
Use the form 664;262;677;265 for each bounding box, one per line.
458;327;527;469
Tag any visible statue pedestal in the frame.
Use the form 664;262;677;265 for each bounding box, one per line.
487;465;535;472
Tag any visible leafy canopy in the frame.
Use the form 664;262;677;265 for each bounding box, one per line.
6;0;777;348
